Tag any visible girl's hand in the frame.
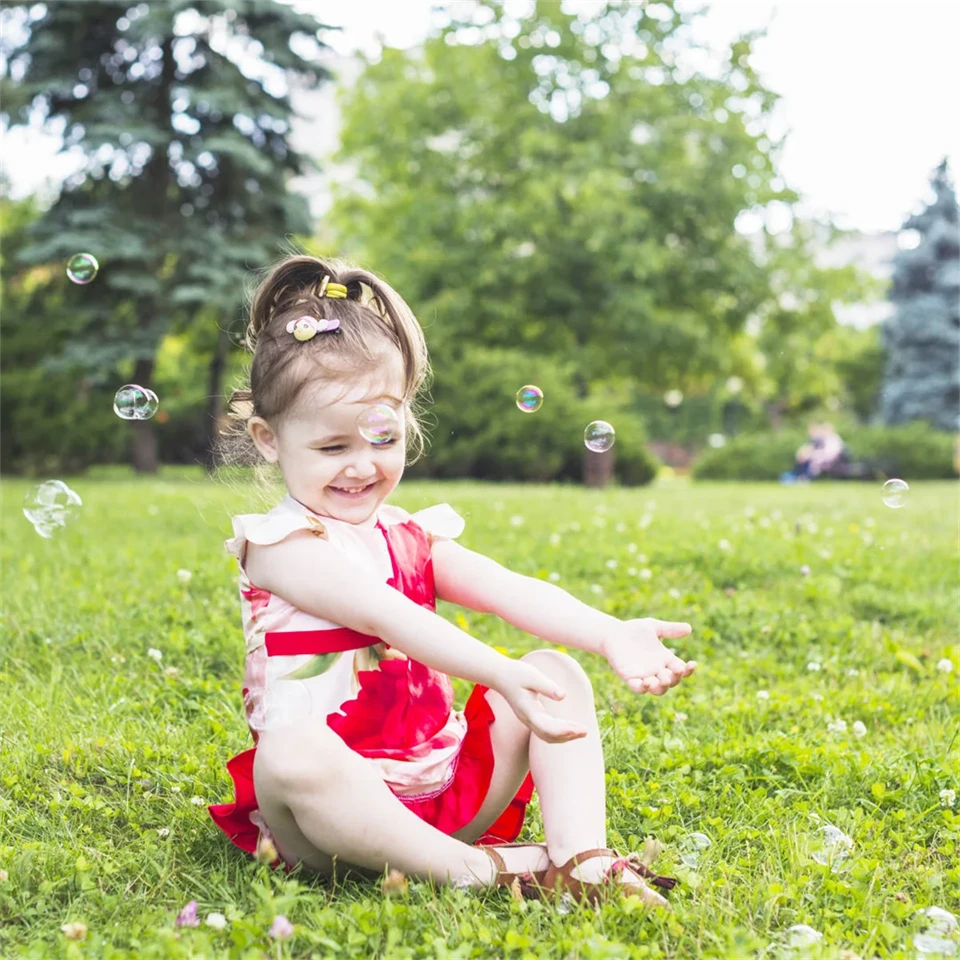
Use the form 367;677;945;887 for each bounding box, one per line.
495;662;588;744
600;619;696;695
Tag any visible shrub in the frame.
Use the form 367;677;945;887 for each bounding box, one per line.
692;422;957;481
406;347;658;485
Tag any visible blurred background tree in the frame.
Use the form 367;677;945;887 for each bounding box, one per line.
879;159;959;432
327;0;874;477
0;0;330;472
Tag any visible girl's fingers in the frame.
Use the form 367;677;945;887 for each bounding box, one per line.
526;669;567;701
653;620;692;639
531;711;587;742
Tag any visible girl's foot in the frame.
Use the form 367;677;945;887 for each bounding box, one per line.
539;848;676;909
475;843;551;890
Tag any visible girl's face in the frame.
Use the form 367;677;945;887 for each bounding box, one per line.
248;363;407;527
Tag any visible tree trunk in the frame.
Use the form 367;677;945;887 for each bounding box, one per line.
584;447;614;488
202;321;231;473
131;356;158;474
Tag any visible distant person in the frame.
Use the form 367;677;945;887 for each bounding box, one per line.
781;422;846;484
207;254;695;908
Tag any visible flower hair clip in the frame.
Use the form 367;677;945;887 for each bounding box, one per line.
286;315;341;342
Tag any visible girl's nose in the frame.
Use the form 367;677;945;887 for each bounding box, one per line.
343;455;376;479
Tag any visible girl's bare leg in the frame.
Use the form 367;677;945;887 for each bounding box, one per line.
253;717;499;887
455;649;664;893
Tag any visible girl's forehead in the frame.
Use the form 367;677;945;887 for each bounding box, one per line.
299;373;404;420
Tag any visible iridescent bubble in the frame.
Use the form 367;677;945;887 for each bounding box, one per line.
809;824;853;869
708;433;726;448
113;384;159;420
584;420;615;453
23;480;82;537
357;404;400;445
66;252;99;284
663;389;684;408
882;478;909;509
515;384;543;413
678;831;712;868
912;907;959;959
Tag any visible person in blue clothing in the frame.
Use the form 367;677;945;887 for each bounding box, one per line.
781;422;845;484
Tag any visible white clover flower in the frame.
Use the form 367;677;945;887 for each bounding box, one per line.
548;571;560;582
756;690;769;700
147;648;163;662
852;720;867;738
936;658;954;674
509;515;524;527
570;521;581;531
940;788;956;808
205;913;228;930
191;796;205;806
807;661;821;672
827;718;847;734
590;584;603;594
759;517;771;528
846;668;860;677
639;569;652;580
157;827;171;837
639;514;653;528
627;567;637;576
616;523;626;533
60;922;87;941
627;542;638;553
176;568;192;584
812;693;824;702
668;588;681;599
718;539;731;551
819;549;832;560
549;533;561;546
594;516;607;527
605;559;618;569
674;712;688;722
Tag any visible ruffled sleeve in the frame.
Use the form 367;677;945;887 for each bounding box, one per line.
225;510;328;562
409;503;465;542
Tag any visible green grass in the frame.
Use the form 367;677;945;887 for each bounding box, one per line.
1;472;958;959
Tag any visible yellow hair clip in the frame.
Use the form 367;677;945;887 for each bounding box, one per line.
318;275;348;299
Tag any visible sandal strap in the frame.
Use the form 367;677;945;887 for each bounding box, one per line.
549;847;678;894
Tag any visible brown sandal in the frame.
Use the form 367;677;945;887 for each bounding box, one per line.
479;843;551;896
536;847;678;908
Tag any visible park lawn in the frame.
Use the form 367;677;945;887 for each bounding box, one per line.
0;471;957;960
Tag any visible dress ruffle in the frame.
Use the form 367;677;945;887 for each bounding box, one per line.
207;683;535;859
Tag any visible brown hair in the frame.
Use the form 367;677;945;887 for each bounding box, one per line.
218;254;431;470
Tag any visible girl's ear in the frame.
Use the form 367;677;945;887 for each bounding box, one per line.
248;416;280;463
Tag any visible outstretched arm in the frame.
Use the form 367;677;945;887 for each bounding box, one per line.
432;538;696;694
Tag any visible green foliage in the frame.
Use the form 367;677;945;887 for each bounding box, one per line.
692;423;957;481
1;475;957;957
0;0;332;469
331;1;784;389
406;347;658;484
880;159;960;431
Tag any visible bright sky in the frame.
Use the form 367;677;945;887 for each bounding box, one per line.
4;0;958;233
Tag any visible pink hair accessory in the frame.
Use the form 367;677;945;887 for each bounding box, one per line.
286;315;341;341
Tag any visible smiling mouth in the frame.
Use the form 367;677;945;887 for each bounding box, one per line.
329;482;377;499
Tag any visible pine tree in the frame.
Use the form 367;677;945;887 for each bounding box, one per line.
879;159;960;431
0;1;331;470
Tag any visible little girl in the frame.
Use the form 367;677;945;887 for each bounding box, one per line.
209;255;697;907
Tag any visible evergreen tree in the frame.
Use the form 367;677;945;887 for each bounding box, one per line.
0;1;331;471
880;159;960;431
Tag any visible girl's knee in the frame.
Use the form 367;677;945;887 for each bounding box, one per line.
521;649;593;697
255;719;351;792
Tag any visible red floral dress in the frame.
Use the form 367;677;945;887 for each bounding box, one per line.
208;496;534;862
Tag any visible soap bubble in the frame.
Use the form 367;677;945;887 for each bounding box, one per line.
584;420;615;453
708;433;726;448
912;907;959;958
66;252;99;284
809;824;853;869
357;404;400;445
515;384;543;413
255;681;313;732
113;384;159;420
678;831;712;868
882;478;909;509
23;480;82;538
